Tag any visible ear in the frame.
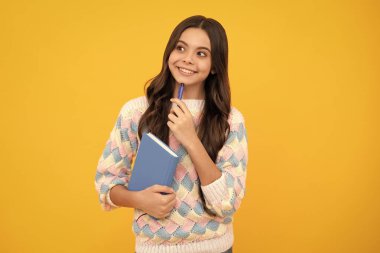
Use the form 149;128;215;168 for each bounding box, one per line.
211;70;216;75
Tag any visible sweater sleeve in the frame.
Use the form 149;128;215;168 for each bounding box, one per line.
200;109;248;218
94;102;139;211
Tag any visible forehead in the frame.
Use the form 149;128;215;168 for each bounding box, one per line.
178;28;211;49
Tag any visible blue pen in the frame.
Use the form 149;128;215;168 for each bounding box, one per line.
177;83;184;99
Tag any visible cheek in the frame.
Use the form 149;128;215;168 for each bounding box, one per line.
168;55;177;74
168;52;179;64
168;55;173;65
168;57;175;72
200;60;212;72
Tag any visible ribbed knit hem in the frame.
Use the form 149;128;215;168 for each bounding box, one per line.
135;224;233;253
201;173;228;205
106;186;119;208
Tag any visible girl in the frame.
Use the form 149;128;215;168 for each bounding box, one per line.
95;15;248;253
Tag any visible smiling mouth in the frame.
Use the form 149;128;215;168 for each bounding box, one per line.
177;67;197;75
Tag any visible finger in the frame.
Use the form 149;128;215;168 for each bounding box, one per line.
168;192;177;201
171;103;185;117
167;113;178;124
170;98;190;115
163;201;175;213
150;184;174;194
162;193;176;203
168;197;177;208
169;108;182;117
167;121;175;130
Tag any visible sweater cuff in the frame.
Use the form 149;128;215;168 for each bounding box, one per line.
200;173;227;204
106;187;120;208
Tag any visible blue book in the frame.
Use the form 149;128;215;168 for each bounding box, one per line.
128;132;180;191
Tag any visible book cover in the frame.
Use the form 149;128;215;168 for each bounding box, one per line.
128;132;179;191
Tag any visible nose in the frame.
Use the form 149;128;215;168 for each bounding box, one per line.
182;52;194;64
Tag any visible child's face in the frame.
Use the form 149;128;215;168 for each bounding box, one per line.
168;28;212;91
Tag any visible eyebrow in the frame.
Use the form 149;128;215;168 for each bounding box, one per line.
177;40;211;53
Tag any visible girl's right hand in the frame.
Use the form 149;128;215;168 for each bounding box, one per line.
137;185;176;219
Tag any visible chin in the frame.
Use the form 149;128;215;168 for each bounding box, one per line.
173;76;189;84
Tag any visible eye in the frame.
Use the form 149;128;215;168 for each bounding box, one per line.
198;51;207;57
176;45;184;51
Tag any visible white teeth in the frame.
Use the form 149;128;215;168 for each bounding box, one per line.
179;67;195;74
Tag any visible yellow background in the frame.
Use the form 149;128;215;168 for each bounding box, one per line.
1;0;379;252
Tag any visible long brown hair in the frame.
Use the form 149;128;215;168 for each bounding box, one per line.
138;15;231;162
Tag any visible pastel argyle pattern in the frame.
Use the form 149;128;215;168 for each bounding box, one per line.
95;96;248;251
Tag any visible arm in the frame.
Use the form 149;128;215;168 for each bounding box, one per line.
109;184;176;219
95;102;176;218
95;109;136;211
199;117;248;218
185;138;222;186
168;99;248;218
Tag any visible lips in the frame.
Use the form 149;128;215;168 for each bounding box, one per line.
177;66;197;75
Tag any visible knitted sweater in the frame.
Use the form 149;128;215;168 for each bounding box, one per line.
95;96;248;253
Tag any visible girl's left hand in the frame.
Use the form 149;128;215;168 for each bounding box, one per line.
167;98;198;148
